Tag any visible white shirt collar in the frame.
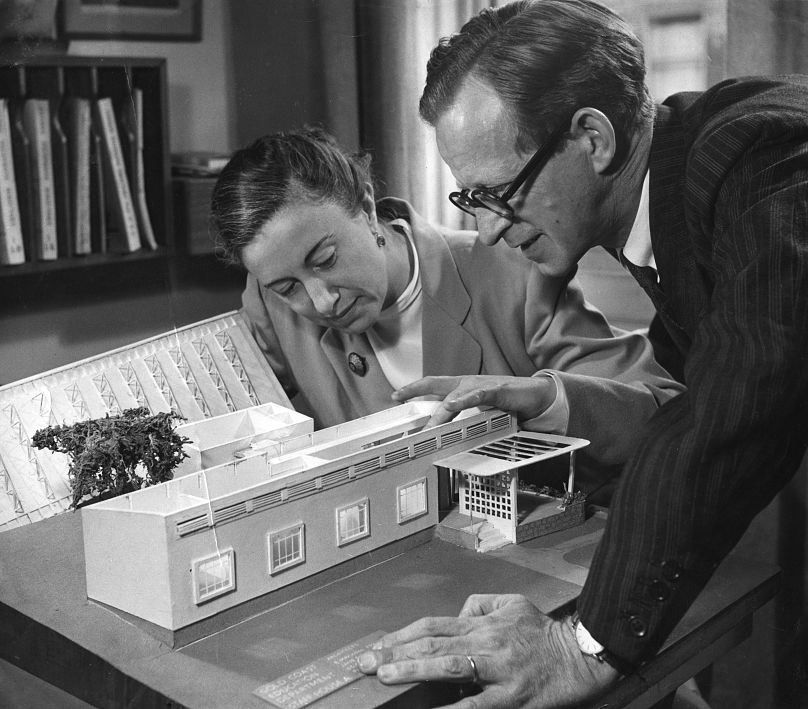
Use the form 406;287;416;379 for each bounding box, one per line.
366;218;424;390
620;171;655;271
378;218;421;318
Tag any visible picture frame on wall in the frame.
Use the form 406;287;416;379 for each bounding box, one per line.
0;0;60;41
60;0;202;42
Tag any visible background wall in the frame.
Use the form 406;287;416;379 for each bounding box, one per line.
228;0;358;151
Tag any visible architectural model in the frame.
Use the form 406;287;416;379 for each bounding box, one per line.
82;400;589;643
0;310;591;648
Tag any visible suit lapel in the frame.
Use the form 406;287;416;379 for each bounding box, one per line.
319;329;395;417
406;206;483;377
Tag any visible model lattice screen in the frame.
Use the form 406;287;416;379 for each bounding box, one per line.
463;473;514;521
0;311;290;532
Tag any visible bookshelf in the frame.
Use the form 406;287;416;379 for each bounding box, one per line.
0;55;172;277
0;55;247;386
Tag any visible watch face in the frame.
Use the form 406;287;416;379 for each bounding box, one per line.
575;621;605;655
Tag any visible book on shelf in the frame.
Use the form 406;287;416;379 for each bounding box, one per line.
94;96;141;253
171;150;231;177
64;64;106;256
22;98;58;261
64;96;92;255
120;87;157;250
50;95;73;259
88;110;107;254
0;98;25;265
6;100;36;262
0;65;36;262
27;65;73;260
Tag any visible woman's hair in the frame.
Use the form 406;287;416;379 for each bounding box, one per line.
419;0;653;155
211;126;373;266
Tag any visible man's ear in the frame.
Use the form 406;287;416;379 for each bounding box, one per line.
569;108;617;174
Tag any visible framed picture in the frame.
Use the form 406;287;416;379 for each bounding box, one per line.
0;0;60;41
60;0;201;42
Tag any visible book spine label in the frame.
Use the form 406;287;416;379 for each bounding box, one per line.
70;100;92;255
51;110;73;259
89;121;106;254
97;98;140;252
24;99;58;261
0;100;25;265
131;88;157;250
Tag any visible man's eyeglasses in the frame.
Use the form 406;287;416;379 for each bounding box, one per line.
449;122;569;218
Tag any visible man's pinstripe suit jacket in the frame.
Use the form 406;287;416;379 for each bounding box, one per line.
577;75;808;665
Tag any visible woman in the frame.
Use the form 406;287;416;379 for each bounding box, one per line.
211;127;682;471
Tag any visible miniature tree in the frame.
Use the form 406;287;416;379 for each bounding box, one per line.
32;407;190;509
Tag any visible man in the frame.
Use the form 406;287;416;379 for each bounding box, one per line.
357;0;808;705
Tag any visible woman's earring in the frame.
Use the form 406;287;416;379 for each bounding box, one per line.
373;230;385;247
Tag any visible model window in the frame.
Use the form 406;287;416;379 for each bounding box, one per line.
336;498;370;546
397;477;428;522
268;523;305;574
192;548;235;604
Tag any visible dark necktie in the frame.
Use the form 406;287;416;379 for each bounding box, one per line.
621;257;660;296
603;246;662;296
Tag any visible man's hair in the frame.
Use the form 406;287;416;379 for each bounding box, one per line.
210;126;373;266
420;0;653;152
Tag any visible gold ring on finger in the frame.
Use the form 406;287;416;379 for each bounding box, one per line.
465;655;480;684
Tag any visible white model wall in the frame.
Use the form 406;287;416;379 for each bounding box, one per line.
82;509;173;628
164;457;439;630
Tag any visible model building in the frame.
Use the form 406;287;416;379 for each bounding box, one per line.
81;401;588;643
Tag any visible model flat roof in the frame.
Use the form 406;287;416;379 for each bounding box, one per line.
434;431;589;476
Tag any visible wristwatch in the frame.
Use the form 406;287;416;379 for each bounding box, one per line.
570;611;628;675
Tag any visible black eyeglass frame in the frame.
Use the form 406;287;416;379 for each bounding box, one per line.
449;121;570;218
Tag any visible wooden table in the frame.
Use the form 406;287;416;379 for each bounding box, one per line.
0;510;779;708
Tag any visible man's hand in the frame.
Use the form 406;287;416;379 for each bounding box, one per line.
357;594;619;708
392;375;556;428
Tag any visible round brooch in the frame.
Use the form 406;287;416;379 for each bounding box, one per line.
348;352;368;376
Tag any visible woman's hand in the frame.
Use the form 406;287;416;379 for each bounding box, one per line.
392;374;557;428
357;593;619;708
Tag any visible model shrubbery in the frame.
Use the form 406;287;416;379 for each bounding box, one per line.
33;407;189;508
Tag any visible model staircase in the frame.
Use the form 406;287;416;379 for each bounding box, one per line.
474;521;509;552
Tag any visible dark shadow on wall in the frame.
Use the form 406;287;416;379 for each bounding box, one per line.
228;0;359;152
